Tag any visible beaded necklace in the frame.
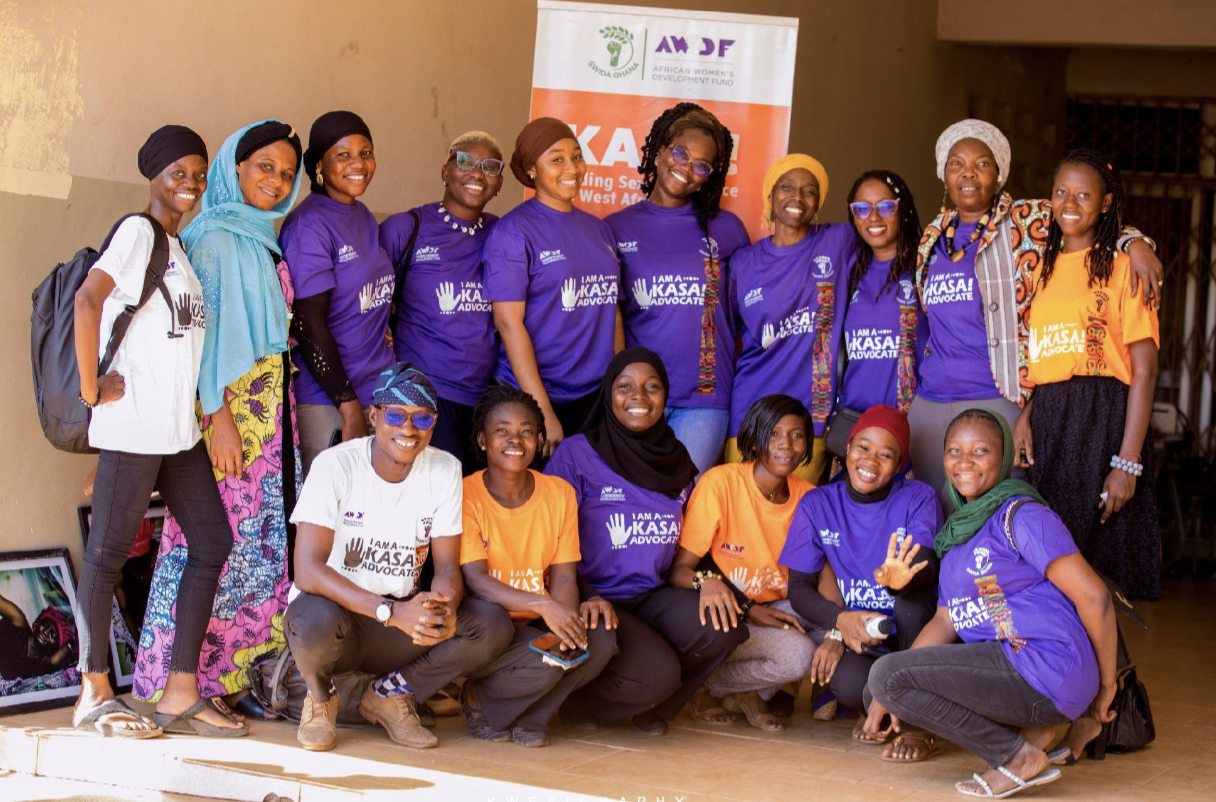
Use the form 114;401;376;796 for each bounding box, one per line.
438;203;484;236
942;210;990;262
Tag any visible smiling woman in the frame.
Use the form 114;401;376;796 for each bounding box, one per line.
380;131;505;475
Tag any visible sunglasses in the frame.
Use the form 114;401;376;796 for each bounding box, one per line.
849;199;901;219
449;151;504;177
669;145;714;178
379;407;437;430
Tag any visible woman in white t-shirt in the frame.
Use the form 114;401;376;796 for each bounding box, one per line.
71;125;244;739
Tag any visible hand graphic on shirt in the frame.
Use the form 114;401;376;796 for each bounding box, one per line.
729;566;749;592
343;537;365;570
436;281;458;313
761;323;777;349
606;513;629;547
561;278;578;311
632;278;652;309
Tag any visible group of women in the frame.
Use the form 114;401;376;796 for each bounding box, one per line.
66;101;1162;798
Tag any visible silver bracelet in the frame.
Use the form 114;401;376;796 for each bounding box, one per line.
1110;454;1143;477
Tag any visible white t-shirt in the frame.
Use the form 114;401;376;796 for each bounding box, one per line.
87;217;206;454
289;438;463;600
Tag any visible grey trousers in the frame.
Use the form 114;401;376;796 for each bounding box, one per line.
703;599;817;701
284;592;514;703
470;623;616;733
908;394;1025;514
297;403;371;478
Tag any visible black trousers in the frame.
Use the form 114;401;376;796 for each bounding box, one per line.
77;441;232;676
833;585;937;712
563;585;748;723
284;592;514;703
429;396;479;477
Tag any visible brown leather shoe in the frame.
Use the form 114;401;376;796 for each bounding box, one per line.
358;686;438;749
297;692;339;752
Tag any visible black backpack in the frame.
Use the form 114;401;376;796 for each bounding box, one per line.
30;213;172;454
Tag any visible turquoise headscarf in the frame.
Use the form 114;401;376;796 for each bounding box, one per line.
182;119;303;415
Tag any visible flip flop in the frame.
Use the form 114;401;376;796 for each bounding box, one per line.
154;698;249;737
1046;747;1071;765
956;766;1061;798
882;732;943;762
852;719;894;745
72;698;162;739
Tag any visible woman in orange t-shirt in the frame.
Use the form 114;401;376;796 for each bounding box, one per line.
1013;149;1160;605
458;386;615;748
674;394;836;731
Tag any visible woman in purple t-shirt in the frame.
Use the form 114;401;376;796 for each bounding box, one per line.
380;131;505;474
836;171;927;427
607;103;750;475
865;409;1117;798
281;111;396;475
486;118;623;461
727;154;854;485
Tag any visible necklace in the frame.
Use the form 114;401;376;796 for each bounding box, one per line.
438;203;484;237
943;210;990;262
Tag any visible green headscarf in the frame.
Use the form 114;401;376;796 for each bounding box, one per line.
933;408;1047;558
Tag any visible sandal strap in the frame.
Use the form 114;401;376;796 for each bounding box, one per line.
995;765;1028;789
157;697;213;730
74;698;139;728
971;773;995;797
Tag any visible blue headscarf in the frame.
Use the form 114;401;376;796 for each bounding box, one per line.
182;119;303;414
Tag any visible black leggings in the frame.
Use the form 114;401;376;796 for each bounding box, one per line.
77;442;232;676
563;585;748;723
832;586;937;712
428;396;479;477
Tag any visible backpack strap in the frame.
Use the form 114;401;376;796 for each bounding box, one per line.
388;209;421;334
97;213;171;374
1001;497;1037;554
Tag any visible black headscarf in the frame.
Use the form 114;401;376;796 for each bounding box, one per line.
235;121;302;166
581;347;697;498
304;110;372;193
137;124;208;180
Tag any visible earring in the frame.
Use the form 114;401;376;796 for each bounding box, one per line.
443;180;448;187
940;185;949;215
317;171;324;187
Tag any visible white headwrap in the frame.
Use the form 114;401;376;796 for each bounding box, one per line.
935;119;1011;188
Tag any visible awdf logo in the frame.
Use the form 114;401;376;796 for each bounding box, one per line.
590;26;640;78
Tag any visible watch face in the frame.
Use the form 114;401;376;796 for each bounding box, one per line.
377;602;391;621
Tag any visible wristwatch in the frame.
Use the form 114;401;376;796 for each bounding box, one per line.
374;599;394;626
826;628;843;642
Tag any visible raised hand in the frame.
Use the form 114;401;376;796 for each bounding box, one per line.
606;513;629;546
873;531;927;591
729;566;748;591
435;281;458;313
761;323;777;349
343;537;365;569
632;278;652;308
561;278;578;311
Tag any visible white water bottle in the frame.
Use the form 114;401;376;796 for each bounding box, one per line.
865;616;894;639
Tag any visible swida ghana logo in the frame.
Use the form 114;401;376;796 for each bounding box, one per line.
591;26;639;78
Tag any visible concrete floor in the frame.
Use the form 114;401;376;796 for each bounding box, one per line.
1;578;1213;802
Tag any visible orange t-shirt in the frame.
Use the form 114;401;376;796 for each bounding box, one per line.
678;462;814;603
460;470;581;622
1027;250;1159;386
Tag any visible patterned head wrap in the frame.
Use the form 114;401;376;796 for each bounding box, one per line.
935;119;1011;188
762;154;829;225
371;362;438;410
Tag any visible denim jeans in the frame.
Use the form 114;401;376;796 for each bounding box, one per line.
867;640;1070;768
665;406;729;477
77;441;232;676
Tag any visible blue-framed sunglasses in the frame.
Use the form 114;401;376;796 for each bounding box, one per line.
379;407;437;430
849;199;900;219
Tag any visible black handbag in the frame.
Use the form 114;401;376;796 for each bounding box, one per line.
824;406;862;460
1101;663;1155;754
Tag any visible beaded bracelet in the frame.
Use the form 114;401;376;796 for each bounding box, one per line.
1110;454;1144;477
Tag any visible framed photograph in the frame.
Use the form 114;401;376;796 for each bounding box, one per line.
78;499;165;690
0;548;83;714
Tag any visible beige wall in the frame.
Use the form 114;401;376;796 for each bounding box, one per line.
1;0;1067;567
939;0;1216;49
1068;48;1216;97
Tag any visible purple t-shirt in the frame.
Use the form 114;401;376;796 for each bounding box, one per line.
781;478;940;617
917;223;999;401
939;497;1097;720
607;201;750;410
839;260;930;412
380;204;500;407
545;434;689;601
730;223;854;437
282;192;395;407
484;199;620;402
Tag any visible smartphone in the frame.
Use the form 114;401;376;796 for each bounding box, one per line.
328;428;343;448
528;633;589;668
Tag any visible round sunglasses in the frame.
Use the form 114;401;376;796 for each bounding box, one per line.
379;407;437;430
448;150;504;177
849;199;901;219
